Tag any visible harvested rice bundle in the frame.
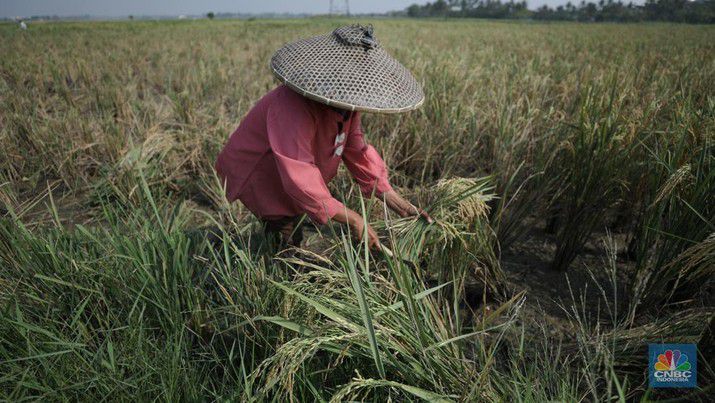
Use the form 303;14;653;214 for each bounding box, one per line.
431;177;493;224
382;176;495;252
379;177;506;298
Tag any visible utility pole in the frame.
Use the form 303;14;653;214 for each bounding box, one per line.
329;0;350;16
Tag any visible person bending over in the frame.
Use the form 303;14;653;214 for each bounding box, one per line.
216;24;431;249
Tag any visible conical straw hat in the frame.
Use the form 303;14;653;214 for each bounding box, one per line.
270;24;424;114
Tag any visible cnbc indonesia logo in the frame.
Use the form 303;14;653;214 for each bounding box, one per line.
649;344;697;388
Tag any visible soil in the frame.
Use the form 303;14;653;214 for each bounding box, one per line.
501;222;636;337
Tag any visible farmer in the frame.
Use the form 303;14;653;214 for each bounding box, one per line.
216;25;431;250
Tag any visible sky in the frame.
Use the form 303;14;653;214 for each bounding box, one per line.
1;0;642;19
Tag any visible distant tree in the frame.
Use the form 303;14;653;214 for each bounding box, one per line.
404;0;715;23
129;15;134;20
407;4;421;17
430;0;450;16
207;12;215;19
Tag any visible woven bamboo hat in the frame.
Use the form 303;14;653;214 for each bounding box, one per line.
270;24;424;114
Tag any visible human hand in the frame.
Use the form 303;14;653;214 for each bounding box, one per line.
331;207;381;250
381;190;433;224
350;218;381;250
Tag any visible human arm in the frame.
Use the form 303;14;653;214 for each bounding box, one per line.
341;113;393;198
380;190;433;223
330;207;381;250
342;113;432;223
266;97;345;225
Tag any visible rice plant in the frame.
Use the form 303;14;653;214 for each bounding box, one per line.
546;80;634;272
1;18;714;401
628;136;714;320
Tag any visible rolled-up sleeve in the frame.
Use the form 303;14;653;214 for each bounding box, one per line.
342;113;393;197
266;101;344;224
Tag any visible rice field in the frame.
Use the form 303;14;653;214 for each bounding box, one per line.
1;18;714;401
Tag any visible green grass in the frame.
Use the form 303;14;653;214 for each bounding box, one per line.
1;18;714;401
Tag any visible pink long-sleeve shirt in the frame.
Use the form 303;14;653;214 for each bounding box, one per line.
215;85;393;225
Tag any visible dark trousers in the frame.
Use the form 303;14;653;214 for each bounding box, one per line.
187;216;305;256
263;216;304;248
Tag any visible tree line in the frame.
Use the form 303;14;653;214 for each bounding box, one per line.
403;0;715;23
